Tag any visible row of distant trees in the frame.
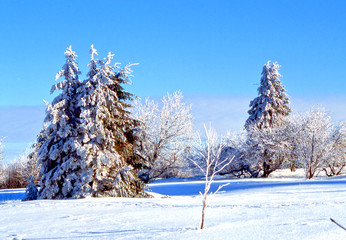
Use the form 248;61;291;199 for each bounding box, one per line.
0;149;39;189
0;47;345;197
222;107;345;179
1;104;344;189
190;62;345;180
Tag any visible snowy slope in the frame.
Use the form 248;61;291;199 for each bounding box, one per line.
0;176;345;240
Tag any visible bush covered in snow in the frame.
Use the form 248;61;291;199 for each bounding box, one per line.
0;148;40;189
133;91;194;182
287;108;345;179
239;107;345;179
22;175;38;201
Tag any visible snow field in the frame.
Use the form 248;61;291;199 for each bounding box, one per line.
0;176;345;240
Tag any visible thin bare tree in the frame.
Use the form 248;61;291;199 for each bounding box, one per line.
190;124;234;229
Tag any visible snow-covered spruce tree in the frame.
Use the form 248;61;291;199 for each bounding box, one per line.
36;46;90;199
132;91;194;182
245;61;291;130
22;176;38;201
78;45;148;197
244;61;291;177
36;46;148;198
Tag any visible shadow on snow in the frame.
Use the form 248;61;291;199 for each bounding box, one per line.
148;176;346;196
0;176;345;201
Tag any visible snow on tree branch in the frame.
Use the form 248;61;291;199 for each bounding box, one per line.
133;91;194;182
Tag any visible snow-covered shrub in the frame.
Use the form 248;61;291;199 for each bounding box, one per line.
243;124;291;177
323;122;346;176
0;157;27;189
132;91;194;182
188;131;259;179
0;147;41;189
215;131;256;178
288;108;345;179
22;175;38;201
0;163;6;188
0;147;40;189
0;166;4;188
13;147;41;186
23;153;40;185
0;137;3;163
0;139;3;186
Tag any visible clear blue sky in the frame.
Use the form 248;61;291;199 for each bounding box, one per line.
0;0;346;162
0;0;345;106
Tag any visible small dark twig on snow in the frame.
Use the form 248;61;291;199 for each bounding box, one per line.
330;218;346;231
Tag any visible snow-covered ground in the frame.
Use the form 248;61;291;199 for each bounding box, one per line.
1;172;345;240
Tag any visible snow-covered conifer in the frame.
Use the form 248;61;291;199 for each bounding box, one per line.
245;61;291;130
37;46;90;199
22;176;38;201
35;45;148;199
243;61;291;177
78;45;147;197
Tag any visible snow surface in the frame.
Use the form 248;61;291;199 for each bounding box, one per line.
1;173;346;240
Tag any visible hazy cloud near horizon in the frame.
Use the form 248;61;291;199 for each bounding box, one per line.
185;94;346;134
0;94;345;163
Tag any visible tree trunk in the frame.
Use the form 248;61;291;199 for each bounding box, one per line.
262;162;271;178
200;197;206;229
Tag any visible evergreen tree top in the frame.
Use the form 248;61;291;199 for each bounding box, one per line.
245;61;291;130
51;46;81;95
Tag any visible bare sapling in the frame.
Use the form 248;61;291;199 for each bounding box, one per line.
190;124;234;229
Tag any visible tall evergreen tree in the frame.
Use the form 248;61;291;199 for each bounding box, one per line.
108;55;142;170
36;46;148;199
78;45;147;197
245;61;291;130
37;46;90;199
244;61;291;177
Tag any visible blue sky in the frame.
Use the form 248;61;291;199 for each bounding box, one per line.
0;0;345;162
